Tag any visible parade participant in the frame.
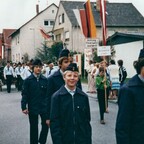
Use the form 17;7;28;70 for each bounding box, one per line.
21;59;49;144
46;49;82;126
45;61;57;78
50;63;92;144
116;49;144;144
96;66;110;124
20;59;33;80
3;61;14;93
15;62;23;91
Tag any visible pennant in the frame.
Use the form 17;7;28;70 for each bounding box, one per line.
84;0;97;38
100;0;107;45
40;28;51;39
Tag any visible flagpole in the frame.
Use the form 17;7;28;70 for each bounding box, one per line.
100;0;108;112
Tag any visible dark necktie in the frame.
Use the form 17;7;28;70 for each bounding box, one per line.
49;68;53;75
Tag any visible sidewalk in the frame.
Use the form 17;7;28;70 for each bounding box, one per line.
82;83;117;104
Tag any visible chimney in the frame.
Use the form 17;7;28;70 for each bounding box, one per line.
36;4;39;15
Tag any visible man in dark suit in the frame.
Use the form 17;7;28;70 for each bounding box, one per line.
21;59;48;144
46;49;82;126
116;49;144;144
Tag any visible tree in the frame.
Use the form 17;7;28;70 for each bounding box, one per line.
36;42;63;64
36;43;52;63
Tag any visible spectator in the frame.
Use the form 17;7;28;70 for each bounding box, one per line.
107;59;120;99
96;66;110;124
117;59;127;86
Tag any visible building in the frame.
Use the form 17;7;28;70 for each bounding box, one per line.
0;33;2;59
10;3;58;62
53;1;144;52
107;32;144;78
2;29;16;61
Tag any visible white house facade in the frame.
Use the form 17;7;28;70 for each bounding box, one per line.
11;4;58;62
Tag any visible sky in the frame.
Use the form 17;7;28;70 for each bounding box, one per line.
0;0;144;33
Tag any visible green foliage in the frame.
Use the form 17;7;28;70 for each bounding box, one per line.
35;42;63;64
51;42;63;59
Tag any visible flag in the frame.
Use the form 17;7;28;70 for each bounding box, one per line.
39;28;51;39
100;0;107;45
84;0;97;38
79;9;89;37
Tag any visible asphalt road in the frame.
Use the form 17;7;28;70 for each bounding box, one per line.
0;85;118;144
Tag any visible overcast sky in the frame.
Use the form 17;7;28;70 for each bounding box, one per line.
0;0;144;33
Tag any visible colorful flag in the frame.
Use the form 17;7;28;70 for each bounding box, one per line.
84;0;97;38
79;9;89;37
100;0;107;45
39;28;51;39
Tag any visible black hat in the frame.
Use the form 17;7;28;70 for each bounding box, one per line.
18;62;21;65
65;63;79;72
59;49;70;59
32;59;43;66
138;49;144;59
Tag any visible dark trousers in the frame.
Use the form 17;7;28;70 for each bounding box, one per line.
6;75;13;93
28;113;49;144
97;89;109;120
16;75;22;91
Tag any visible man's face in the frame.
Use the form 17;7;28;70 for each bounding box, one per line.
49;63;53;69
60;59;70;72
33;65;42;75
140;66;144;77
64;71;79;89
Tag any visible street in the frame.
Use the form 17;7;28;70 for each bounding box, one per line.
0;85;117;144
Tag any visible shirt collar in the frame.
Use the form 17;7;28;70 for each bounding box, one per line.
64;85;76;93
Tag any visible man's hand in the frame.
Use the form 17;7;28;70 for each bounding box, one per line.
22;109;29;115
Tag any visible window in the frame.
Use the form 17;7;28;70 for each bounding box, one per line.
65;31;69;40
44;20;49;26
52;10;54;13
62;13;64;23
50;21;54;26
59;13;65;25
59;15;62;24
56;34;61;41
44;20;54;26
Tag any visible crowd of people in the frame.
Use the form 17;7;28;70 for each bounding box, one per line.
1;48;144;144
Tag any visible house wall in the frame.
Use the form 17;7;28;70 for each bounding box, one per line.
0;34;2;58
11;5;57;62
114;40;143;78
